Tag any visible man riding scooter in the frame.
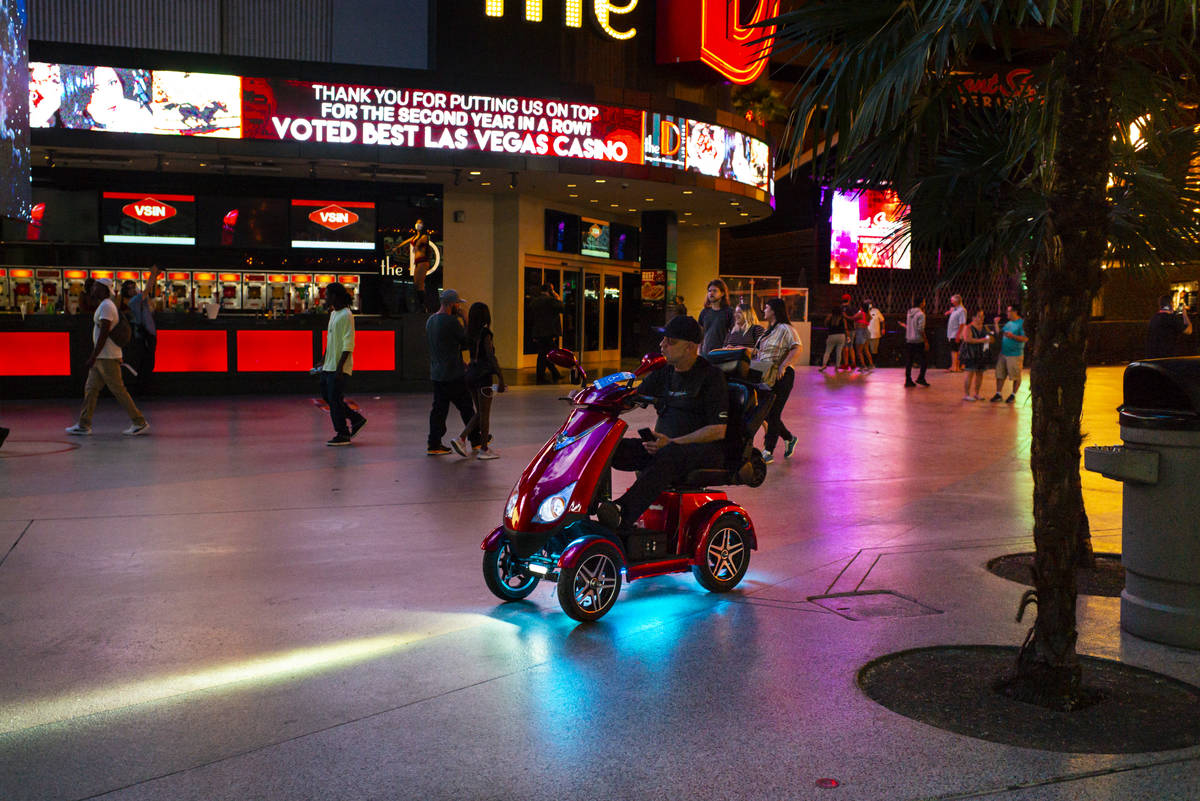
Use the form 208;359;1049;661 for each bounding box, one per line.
596;315;729;531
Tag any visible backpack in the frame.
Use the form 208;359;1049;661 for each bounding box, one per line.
109;315;133;348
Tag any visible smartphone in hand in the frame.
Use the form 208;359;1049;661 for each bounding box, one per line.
638;427;656;442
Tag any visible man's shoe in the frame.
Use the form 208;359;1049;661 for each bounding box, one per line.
904;380;917;388
1006;394;1016;403
596;499;622;530
0;427;8;449
450;436;470;457
916;379;930;387
427;443;452;455
472;434;495;452
327;434;352;446
122;422;151;436
784;436;798;459
762;448;774;464
989;393;1003;402
476;448;500;460
65;424;91;435
350;417;367;438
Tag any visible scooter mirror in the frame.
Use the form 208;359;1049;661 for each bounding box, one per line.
546;348;579;369
635;352;667;376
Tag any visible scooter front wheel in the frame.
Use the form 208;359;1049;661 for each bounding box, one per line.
557;543;622;622
483;541;540;601
692;513;751;592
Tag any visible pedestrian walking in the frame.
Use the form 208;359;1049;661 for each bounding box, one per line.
900;299;930;387
528;283;565;383
958;310;993;400
698;278;734;355
121;265;160;395
65;278;150;436
946;294;966;372
756;298;801;464
1146;294;1192;358
319;283;366;446
867;299;885;360
426;289;481;455
453;302;506;460
837;294;858;371
990;305;1028;403
723;302;764;349
818;303;849;371
852;301;874;371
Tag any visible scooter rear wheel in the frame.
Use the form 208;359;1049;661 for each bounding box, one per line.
557;543;622;622
692;513;751;592
483;541;540;601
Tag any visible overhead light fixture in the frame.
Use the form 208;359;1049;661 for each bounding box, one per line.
567;183;577;188
683;211;693;216
480;181;492;186
589;199;599;203
469;170;482;176
609;203;619;207
739;212;749;217
643;197;654;202
569;193;579;198
627;208;636;212
682;189;693;195
730;201;740;206
595;178;606;183
719;221;727;225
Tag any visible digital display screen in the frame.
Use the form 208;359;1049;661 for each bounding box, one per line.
291;199;375;250
581;218;610;259
544;209;580;254
1;0;30;221
829;188;910;286
101;191;196;245
14;187;98;242
32;62;773;194
198;196;288;248
609;223;639;261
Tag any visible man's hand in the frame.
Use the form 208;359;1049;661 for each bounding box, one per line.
643;431;670;454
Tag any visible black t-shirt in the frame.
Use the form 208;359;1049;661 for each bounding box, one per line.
1147;311;1186;359
639;356;729;439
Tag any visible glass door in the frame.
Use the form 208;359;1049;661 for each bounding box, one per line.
602;273;621;360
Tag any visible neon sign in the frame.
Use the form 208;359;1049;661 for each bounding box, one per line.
656;0;778;85
485;1;637;40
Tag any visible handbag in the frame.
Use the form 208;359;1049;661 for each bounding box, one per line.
749;358;778;387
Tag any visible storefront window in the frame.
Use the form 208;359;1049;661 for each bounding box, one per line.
603;274;620;351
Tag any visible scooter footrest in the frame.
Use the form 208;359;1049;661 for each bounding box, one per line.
624;529;673;561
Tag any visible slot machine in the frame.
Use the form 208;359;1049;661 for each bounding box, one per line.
338;274;361;311
0;269;9;311
267;274;290;312
192;272;219;310
290;274;314;312
315;274;337;308
35;268;63;313
219;272;242;309
243;273;267;310
9;268;34;313
63;269;88;314
164;272;192;310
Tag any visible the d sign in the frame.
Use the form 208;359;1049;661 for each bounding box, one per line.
657;0;778;85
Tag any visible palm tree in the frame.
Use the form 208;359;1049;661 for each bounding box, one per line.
770;0;1200;708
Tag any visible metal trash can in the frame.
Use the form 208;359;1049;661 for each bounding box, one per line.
1084;357;1200;650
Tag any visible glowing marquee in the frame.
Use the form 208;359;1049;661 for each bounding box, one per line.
484;1;638;40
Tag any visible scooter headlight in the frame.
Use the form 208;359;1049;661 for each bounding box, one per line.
534;481;578;524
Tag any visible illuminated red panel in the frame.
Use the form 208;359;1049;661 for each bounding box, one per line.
321;330;395;371
91;270;114;279
0;333;71;375
155;331;228;372
237;330;313;372
64;269;87;279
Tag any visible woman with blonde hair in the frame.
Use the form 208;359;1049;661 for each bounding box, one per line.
723;302;765;349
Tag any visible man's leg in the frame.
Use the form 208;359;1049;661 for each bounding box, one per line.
140;334;156;394
428;381;451;447
615;442;725;528
950;340;960;372
1009;357;1023;395
449;378;481;446
993;357;1008;398
95;359;147;426
322;372;351;436
77;363;106;428
916;344;929;383
904;343;917;384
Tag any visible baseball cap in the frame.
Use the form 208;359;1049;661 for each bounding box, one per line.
655;315;703;343
841;293;852;303
96;278;114;289
439;288;463;304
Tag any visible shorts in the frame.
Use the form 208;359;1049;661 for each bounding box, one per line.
995;355;1023;381
854;329;869;346
868;337;880;354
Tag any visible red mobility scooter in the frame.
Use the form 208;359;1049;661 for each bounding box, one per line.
480;348;773;621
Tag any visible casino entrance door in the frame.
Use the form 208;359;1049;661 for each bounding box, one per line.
522;256;637;369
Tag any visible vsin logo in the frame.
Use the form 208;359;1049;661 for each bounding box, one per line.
310;205;359;231
122;198;177;225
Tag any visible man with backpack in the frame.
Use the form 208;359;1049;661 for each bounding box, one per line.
65;278;150;436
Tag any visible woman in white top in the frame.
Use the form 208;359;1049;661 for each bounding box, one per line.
754;298;802;464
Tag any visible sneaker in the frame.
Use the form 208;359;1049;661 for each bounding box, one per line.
905;380;917;388
596;499;622;530
122;422;151;436
1006;394;1016;403
989;394;1003;402
818;366;826;372
350;417;367;438
762;449;774;464
326;434;352;446
427;443;452;455
476;448;500;460
472;434;495;452
784;436;798;459
450;436;470;457
963;395;976;401
916;379;930;387
65;424;91;435
0;427;7;448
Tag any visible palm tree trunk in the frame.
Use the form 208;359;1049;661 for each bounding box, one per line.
1004;9;1111;709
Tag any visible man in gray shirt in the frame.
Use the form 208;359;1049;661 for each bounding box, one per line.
901;298;930;387
946;294;966;372
425;289;481;455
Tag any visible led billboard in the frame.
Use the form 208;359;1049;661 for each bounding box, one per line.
101;192;196;245
1;0;30;221
829;189;909;286
291;199;376;250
